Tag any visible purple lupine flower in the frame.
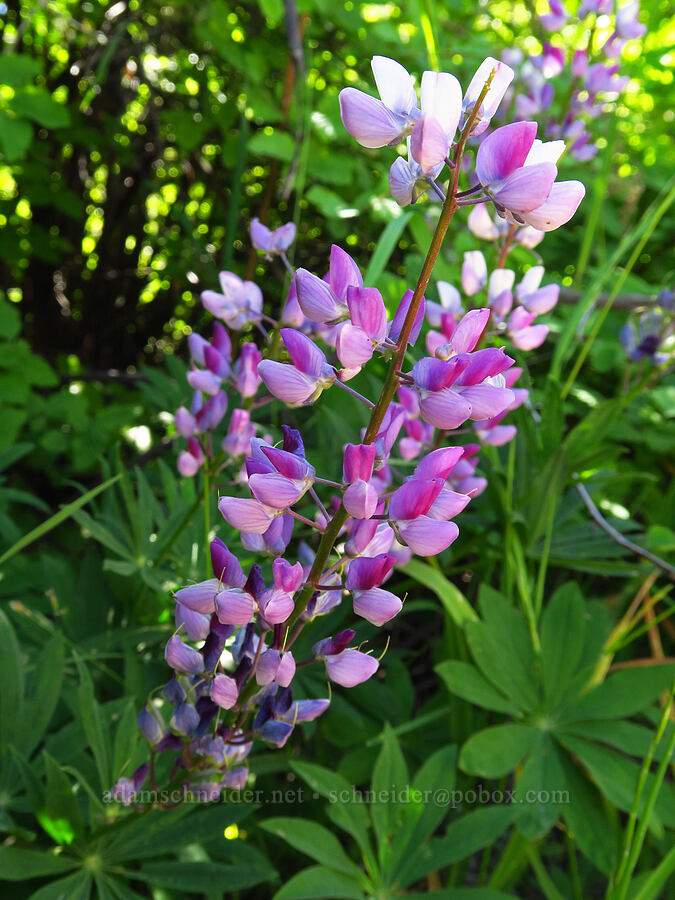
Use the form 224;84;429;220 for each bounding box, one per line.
345;553;401;625
222;408;255;458
233;343;262;398
389;137;443;207
467;204;502;241
210;674;238;709
112;763;148;806
434;308;491;358
201;272;263;330
257;559;300;624
241;513;294;556
137;705;165;745
410;71;462;171
536;43;565;79
256;649;296;685
222;767;249;790
615;1;646;39
195;391;228;432
388;477;460;555
313;633;380;687
540;0;568;31
336;286;388;370
426;280;462;328
295;245;363;324
476;122;585;231
177;437;204;477
176;602;211;641
258;329;336;405
506;307;549;350
165;635;204;675
278;698;330;723
388;289;426;347
460;57;514;137
462;251;488;296
174;406;196;438
339;56;419;149
517;268;560;315
187;366;223;396
214;585;257;626
343;443;378;519
250;218;296;256
171;702;200;735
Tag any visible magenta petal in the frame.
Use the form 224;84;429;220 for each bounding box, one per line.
214;589;256;626
256;649;281;685
398;516;459;555
344;480;379;519
175;579;220;614
347;286;387;342
458;348;515;385
413;446;464;479
343;443;376;483
211;674;238;709
273;558;304;592
389;289;426;347
281;328;327;376
345;553;396;591
476;121;538;186
353;587;402;626
257;360;316;404
187;369;222;396
176;602;211;641
452;308;490;354
410;114;449;172
261;446;312;480
521;180;586;231
295;269;341;322
325;649;379;687
413;355;468;391
218;496;276;534
419;390;472;429
277;651;296;687
480;424;517;446
521;283;559;314
389;477;444;520
339;88;407;148
460;385;516;421
493;162;558;213
336;323;374;369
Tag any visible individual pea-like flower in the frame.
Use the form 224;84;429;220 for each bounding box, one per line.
342;443;378;520
426;280;462;328
387;477;460;555
233;343;262;398
615;1;646;39
258;328;336;405
345;553;401;625
250;218;296;256
410;71;462;171
201;272;263;330
515;266;560;315
389;138;443;207
177;437;205;477
222;408;255;458
539;0;568;31
313;630;380;687
476;122;585;232
165;635;204;675
339;56;419;149
295;245;363;324
506;307;549;350
336;286;388;370
462;251;488;296
112;763;148;806
460;57;514;137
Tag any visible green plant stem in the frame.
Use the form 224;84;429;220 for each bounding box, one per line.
567;832;583;900
609;681;675;900
526;843;566;900
574;114;616;288
203;469;211;577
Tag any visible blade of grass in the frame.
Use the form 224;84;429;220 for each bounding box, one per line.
364;212;412;287
563;177;675;397
0;474;122;567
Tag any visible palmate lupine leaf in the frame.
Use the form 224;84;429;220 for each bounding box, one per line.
260;818;364;880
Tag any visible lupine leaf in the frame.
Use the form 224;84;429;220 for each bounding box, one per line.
540;583;585;701
460;725;537;778
436;661;519;715
261;817;363;879
562;664;675;722
371;723;408;868
136;859;275;892
404;558;477;627
512;734;568;839
74;655;110;792
0;609;24;754
0;846;76;880
273;865;365;900
21;634;65;756
27;870;91;900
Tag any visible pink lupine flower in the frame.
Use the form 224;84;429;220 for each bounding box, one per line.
222;408;255;458
477;122;585;231
462;251;488;296
177;437;205;477
388;477;460;555
201;271;263;330
410;71;462;171
345;553;401;625
460;57;514;137
187;366;222;396
295;245;363;323
218;496;280;534
210;674;239;709
343;443;378;519
233;343;262;398
258;329;336;405
389;137;443;207
615;1;646;39
176;602;211;641
426;280;462;328
540;0;568;31
257;558;303;625
388;289;426;347
214;586;257;626
174;405;196;438
536;43;565;79
434;308;491;358
339;56;419;149
516;268;560;315
399;417;434;461
468;204;501;241
336;286;388;370
250;218;296;256
506;307;549;350
241;513;294;557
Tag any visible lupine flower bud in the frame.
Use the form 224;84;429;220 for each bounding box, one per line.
210;674;239;709
171;702;200;735
137;705;165;745
165;635;204;675
250;218;296;255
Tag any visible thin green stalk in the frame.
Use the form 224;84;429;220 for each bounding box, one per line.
567;832;583;900
534;499;556;618
203;469;211;577
563;178;675;398
526;843;566;900
574;114;617;288
609;682;675;900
